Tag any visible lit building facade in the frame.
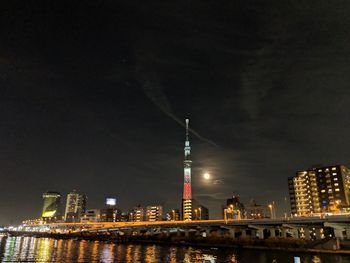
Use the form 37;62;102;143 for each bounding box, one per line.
130;206;145;221
64;191;87;222
245;200;266;219
222;195;245;220
288;165;350;216
81;209;101;223
100;208;115;222
315;165;350;212
167;209;180;221
42;192;61;223
146;205;163;221
288;170;320;216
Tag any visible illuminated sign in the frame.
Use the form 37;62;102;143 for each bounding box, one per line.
106;198;117;206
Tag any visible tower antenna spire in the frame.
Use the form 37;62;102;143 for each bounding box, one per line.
185;118;189;141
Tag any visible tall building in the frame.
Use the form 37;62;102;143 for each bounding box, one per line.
182;118;193;220
42;192;61;223
167;209;180;221
100;197;118;222
222;195;245;220
193;203;209;220
100;208;115;222
288;170;320;216
146;205;163;221
245;199;267;219
315;165;350;212
81;209;101;223
130;205;145;221
288;165;350;216
64;191;87;222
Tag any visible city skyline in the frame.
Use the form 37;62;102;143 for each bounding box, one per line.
1;1;350;225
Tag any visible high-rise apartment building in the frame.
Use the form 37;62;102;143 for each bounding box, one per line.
289;165;350;216
130;206;145;221
42;192;61;223
64;191;87;222
288;170;320;216
315;165;350;212
146;205;163;221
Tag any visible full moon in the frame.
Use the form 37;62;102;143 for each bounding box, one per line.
203;173;210;180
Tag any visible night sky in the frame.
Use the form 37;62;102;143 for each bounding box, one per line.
1;1;350;225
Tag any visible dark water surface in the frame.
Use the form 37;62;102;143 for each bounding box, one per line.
0;236;349;263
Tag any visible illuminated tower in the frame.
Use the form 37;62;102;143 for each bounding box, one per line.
183;118;192;199
182;118;193;220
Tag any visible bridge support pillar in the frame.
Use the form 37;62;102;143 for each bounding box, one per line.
149;228;154;236
241;229;247;238
256;229;264;239
345;229;350;240
303;228;311;240
281;228;287;238
334;229;344;240
292;229;299;238
315;228;322;240
184;229;189;237
270;228;275;238
229;228;235;238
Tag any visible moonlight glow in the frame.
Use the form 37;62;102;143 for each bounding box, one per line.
203;173;210;180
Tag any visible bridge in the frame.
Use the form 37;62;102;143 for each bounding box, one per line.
17;215;350;241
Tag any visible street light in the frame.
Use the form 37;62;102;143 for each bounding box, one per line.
268;204;273;219
194;209;198;220
230;205;234;220
198;207;202;220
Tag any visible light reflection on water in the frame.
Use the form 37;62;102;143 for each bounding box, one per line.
0;236;349;263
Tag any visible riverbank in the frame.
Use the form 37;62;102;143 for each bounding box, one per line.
3;231;350;255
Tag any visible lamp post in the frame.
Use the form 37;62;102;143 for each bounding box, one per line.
268;204;274;219
224;208;228;224
199;207;202;220
172;210;175;221
194;209;198;220
230;205;234;220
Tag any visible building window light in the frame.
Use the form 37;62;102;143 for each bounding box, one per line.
335;188;340;192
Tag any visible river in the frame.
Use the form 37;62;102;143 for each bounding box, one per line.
0;236;349;262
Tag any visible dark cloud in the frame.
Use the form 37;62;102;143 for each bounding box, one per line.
0;1;350;224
